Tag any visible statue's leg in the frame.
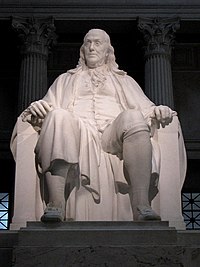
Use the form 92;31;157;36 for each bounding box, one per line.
102;110;160;221
42;174;67;222
35;108;80;222
123;130;160;221
41;162;72;222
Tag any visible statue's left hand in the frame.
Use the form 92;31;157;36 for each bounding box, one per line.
27;100;53;119
151;105;176;128
21;100;53;127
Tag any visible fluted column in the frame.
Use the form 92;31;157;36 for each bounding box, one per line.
12;17;57;113
138;17;180;108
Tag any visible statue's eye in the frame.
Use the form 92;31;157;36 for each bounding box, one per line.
95;41;101;46
85;40;91;46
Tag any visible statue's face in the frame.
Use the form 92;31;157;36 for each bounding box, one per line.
83;30;109;68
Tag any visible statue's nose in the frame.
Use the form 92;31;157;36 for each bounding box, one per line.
89;42;95;51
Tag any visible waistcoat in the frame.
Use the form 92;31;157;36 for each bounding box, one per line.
72;69;123;131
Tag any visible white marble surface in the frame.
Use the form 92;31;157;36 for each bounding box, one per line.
10;29;187;230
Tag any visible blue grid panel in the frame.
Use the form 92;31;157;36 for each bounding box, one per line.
182;193;200;230
0;193;9;230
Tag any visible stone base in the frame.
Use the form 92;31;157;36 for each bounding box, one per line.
0;231;18;267
1;222;200;267
15;246;187;267
18;221;177;247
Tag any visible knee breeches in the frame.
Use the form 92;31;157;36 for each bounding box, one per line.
101;109;150;159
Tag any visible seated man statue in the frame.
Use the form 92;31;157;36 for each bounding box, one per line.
21;29;176;222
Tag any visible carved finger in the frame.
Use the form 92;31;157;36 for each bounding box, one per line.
35;102;48;117
154;107;162;121
39;100;52;112
30;102;45;118
28;105;38;117
166;108;174;124
160;107;169;123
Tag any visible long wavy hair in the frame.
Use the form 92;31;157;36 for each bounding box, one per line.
77;29;124;74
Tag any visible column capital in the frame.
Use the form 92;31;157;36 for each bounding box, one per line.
12;16;57;58
138;17;180;59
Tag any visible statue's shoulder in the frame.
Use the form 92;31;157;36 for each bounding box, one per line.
52;72;69;82
54;70;79;84
111;70;133;82
58;71;73;79
55;66;82;80
118;72;138;84
67;66;82;75
112;71;143;91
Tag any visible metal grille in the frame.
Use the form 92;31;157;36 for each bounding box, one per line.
0;193;9;230
1;192;200;230
182;193;200;230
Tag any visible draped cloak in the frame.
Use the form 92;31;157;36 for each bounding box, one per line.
30;66;163;221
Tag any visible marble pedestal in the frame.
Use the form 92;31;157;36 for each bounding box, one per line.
11;221;199;267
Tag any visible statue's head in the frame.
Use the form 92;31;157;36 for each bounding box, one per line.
79;29;118;70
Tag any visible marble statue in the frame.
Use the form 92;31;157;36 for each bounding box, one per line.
20;29;178;223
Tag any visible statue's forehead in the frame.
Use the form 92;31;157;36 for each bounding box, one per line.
84;30;106;41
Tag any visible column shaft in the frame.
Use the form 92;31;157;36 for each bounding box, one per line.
138;17;180;109
19;53;47;110
145;54;174;107
12;17;56;113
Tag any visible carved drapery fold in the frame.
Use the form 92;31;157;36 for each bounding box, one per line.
12;17;57;113
138;17;180;108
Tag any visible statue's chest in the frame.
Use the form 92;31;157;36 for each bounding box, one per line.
76;73;116;98
72;72;122;120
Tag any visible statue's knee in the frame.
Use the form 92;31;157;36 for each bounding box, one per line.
47;108;72;120
118;110;149;138
120;110;144;123
49;108;66;116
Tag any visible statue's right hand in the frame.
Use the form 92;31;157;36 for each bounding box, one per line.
28;100;53;119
